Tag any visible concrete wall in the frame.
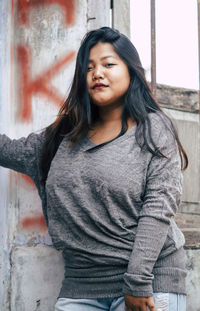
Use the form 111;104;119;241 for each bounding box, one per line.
169;110;200;311
0;0;12;309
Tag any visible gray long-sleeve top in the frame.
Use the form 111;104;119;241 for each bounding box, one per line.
0;112;186;298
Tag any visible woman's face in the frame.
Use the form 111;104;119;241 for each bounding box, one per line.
86;42;130;109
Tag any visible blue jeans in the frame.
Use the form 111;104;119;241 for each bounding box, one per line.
54;293;186;311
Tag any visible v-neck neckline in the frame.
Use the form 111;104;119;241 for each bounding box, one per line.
80;124;137;152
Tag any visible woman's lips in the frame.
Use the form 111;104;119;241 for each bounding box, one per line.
94;86;108;90
92;84;108;90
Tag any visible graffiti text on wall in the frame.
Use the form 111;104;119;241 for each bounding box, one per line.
17;46;75;121
13;0;76;122
16;0;75;26
12;0;76;230
22;215;47;231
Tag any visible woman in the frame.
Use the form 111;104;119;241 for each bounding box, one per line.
0;27;188;311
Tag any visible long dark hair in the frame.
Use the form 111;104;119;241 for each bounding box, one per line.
41;27;188;183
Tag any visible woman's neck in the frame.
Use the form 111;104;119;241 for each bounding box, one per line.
97;104;123;125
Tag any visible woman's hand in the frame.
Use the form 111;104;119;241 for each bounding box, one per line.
124;294;157;311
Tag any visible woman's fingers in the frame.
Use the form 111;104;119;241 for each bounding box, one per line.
147;296;157;311
124;295;157;311
126;307;150;311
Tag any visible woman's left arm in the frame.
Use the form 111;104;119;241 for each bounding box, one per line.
0;132;45;184
122;119;183;303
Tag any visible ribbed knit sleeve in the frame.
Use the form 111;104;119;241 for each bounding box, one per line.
122;114;183;297
0;132;44;185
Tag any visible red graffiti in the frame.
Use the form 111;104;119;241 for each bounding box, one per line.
10;171;35;187
22;214;47;230
17;46;75;122
11;0;77;191
16;0;75;26
19;173;35;186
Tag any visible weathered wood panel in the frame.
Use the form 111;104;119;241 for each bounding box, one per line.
87;0;110;31
157;84;199;113
112;0;130;37
179;202;200;215
176;119;200;203
175;213;200;248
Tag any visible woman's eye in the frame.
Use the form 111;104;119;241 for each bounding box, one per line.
105;63;115;68
87;67;93;71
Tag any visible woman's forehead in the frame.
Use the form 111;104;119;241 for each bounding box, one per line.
88;42;120;61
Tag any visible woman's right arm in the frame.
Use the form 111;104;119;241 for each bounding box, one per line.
0;132;45;182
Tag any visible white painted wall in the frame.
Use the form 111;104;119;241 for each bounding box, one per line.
0;0;12;309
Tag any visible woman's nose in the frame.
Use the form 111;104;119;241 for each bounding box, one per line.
92;66;104;80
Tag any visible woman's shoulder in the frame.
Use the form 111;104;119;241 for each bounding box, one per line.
148;111;172;130
23;129;46;146
147;111;176;149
